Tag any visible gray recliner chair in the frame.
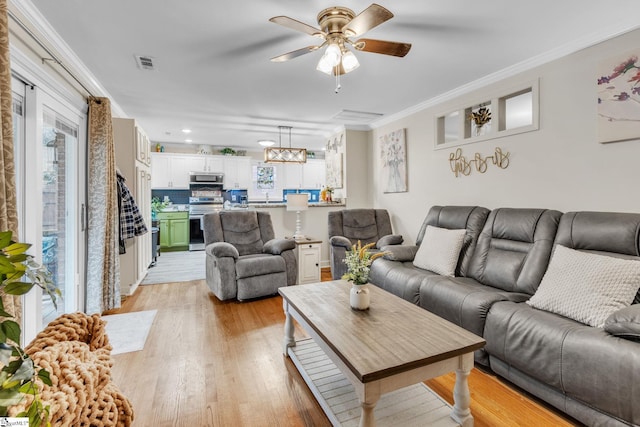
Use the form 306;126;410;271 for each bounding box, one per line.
203;211;297;301
328;209;403;280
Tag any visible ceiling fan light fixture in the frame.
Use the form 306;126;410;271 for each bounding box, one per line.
324;43;342;67
341;49;360;73
316;55;334;75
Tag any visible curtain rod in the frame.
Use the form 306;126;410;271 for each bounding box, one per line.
8;9;96;98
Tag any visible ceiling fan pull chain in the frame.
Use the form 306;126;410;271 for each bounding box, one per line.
335;68;341;94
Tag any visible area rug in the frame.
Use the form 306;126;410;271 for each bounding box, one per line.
142;250;206;285
103;310;157;355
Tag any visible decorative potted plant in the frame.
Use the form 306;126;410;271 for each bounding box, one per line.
0;230;60;424
220;147;236;156
342;241;387;310
151;196;170;219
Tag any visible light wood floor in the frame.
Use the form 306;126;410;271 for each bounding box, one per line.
110;270;579;426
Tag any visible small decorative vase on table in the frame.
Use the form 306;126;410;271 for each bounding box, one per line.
342;241;387;311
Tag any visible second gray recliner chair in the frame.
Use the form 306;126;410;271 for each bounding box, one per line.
328;209;403;280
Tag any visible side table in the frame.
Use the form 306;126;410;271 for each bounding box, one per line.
292;237;322;284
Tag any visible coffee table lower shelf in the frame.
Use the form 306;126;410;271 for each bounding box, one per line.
289;338;460;427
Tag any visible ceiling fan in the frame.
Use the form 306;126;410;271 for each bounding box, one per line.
269;4;411;77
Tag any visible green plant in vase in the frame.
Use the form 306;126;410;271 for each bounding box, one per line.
0;230;60;424
342;241;386;285
151;196;170;219
342;241;387;310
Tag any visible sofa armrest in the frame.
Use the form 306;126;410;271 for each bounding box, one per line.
206;242;239;259
605;305;640;342
382;245;418;262
330;235;352;249
263;238;295;255
376;234;403;249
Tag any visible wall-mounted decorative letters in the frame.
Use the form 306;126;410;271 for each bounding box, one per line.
449;147;510;177
380;129;407;193
597;50;640;143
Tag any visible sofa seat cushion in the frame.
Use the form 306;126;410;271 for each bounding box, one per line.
236;254;285;279
527;245;640;328
369;259;437;304
419;276;529;338
485;301;640;425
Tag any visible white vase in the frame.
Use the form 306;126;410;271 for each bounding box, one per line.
350;283;370;310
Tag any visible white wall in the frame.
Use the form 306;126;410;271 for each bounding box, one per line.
371;28;640;245
257;205;345;267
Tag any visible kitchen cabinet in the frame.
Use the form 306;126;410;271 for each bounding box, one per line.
294;238;322;284
302;159;326;189
151;153;237;188
113;118;152;296
282;159;326;189
157;211;189;249
223;156;252;189
150;153;199;188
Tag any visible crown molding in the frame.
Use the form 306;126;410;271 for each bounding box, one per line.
8;0;128;118
371;22;640;130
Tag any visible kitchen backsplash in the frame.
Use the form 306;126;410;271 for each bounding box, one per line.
151;189;190;205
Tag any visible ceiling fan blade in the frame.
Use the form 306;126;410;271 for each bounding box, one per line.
269;16;326;38
354;38;411;57
342;4;394;37
270;45;321;62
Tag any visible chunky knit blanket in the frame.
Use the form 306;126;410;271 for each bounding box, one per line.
10;312;134;426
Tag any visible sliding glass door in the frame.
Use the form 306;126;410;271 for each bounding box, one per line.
41;106;81;324
11;76;86;343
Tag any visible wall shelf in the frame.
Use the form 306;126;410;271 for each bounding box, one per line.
435;80;539;150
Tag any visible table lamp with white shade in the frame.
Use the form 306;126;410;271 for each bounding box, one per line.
287;193;309;239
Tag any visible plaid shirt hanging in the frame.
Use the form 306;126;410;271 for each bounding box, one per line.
117;172;147;253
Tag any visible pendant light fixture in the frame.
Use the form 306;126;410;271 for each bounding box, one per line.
264;126;307;163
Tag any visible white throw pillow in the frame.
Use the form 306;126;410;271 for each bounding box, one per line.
527;245;640;328
413;226;466;277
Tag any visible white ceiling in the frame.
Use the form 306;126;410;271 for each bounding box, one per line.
25;0;640;151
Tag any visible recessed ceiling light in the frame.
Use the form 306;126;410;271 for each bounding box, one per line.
258;139;275;147
182;128;192;134
185;139;193;143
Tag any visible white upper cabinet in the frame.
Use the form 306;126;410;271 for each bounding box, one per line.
282;159;326;189
303;159;326;189
223;156;251;189
150;153;252;189
150;153;199;189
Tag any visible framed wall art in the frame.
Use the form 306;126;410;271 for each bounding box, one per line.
597;50;640;143
380;128;407;193
325;132;344;188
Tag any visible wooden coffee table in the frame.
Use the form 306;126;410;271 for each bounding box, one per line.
279;280;486;427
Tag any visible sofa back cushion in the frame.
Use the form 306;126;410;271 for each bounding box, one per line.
328;209;393;246
468;208;562;294
416;206;490;277
554;211;640;304
203;211;275;256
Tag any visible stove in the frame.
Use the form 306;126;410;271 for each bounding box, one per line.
188;197;221;251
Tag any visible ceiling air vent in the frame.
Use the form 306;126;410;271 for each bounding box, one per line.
333;109;383;123
134;54;156;71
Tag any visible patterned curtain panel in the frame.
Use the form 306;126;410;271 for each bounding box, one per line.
86;97;120;313
0;0;21;324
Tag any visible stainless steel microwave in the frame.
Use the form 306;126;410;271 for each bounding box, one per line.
189;172;224;184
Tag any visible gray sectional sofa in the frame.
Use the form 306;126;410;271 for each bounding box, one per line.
368;206;640;427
